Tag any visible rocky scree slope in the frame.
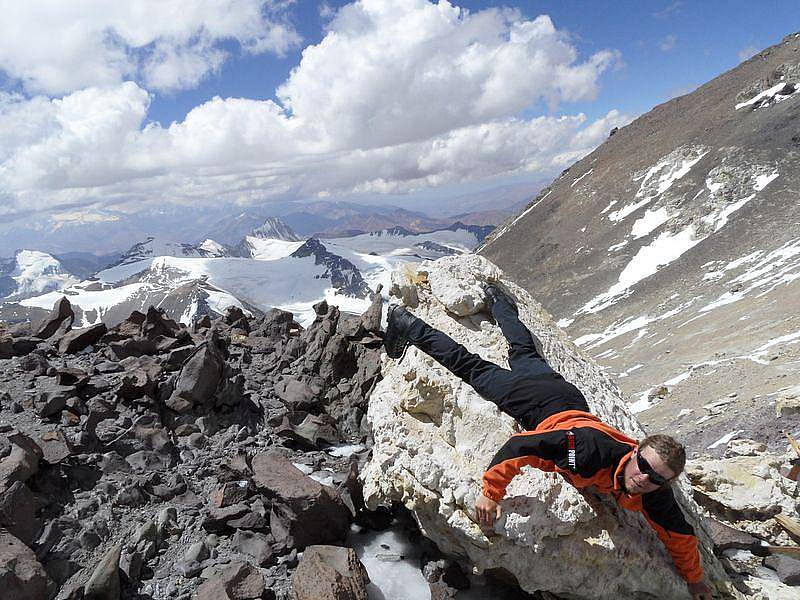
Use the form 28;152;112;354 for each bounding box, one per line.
479;32;800;454
0;293;397;599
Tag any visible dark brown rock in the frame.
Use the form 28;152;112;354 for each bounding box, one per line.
109;336;158;359
196;561;265;600
58;323;108;354
274;377;322;411
231;530;273;566
0;480;41;545
83;544;121;600
32;296;74;340
0;323;13;358
38;429;73;464
0;432;43;485
252;451;350;550
166;334;224;413
117;356;162;400
765;552;800;585
705;517;764;555
0;529;56;600
291;545;369;600
142;306;180;340
210;481;251;508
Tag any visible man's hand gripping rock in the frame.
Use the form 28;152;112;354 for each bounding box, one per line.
475;494;503;527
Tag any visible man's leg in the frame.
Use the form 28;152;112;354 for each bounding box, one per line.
386;306;529;423
485;285;555;377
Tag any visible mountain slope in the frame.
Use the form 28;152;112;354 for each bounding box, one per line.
479;32;800;451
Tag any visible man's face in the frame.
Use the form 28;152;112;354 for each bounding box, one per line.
623;445;676;494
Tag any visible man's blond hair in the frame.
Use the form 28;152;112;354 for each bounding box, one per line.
640;434;686;477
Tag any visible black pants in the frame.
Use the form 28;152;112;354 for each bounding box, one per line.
405;293;589;430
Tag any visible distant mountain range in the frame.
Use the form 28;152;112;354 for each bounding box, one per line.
0;182;537;257
1;217;492;327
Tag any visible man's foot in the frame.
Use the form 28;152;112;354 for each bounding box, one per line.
384;305;416;359
483;283;517;314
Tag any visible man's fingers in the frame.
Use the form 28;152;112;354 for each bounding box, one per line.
495;505;502;520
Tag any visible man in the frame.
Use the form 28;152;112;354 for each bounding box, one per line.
383;284;713;600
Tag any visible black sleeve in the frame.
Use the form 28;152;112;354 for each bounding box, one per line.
642;485;695;535
487;430;570;470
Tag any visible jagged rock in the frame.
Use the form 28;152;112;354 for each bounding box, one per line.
109;336;158;359
0;323;14;358
362;255;729;599
0;480;41;545
55;367;89;387
276;413;340;449
58;323;108;354
141;306;180;340
0;432;43;485
251;451;350;550
291;545;370;600
34;383;75;418
19;352;50;375
765;553;800;586
11;337;40;356
0;529;56;600
231;530;273;566
211;481;251;508
32;296;74;340
254;308;297;340
274;376;322;411
83;544;121;600
686;453;799;521
38;429;73;464
705;517;764;554
196;561;265;600
166;333;224;413
202;503;251;533
117;356;162;400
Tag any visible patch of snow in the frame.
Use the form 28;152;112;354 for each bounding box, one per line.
753;171;779;191
735;82;792;110
631;207;670;239
664;371;691;386
707;430;743;450
741;330;800;364
571;168;593;187
556;317;574;328
347;526;432;600
580;225;701;314
608;149;707;222
327;444;365;458
292;463;313;475
246;237;305;261
600;200;617;215
702;194;755;232
630;391;655;414
607;240;628;252
677;408;693;418
198;239;228;257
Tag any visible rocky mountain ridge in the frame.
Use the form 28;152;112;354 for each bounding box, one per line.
480;31;800;455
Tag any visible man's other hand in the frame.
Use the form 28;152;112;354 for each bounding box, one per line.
475;494;502;527
688;580;712;600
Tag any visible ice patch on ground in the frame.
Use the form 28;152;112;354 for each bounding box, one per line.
707;431;743;450
571;168;593;187
631;207;670;239
735;82;796;110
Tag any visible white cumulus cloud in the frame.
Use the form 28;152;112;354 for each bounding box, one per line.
0;0;630;219
0;0;300;94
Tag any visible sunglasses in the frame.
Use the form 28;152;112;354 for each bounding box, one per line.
636;451;669;487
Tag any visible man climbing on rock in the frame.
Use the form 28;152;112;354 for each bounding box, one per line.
383;284;713;600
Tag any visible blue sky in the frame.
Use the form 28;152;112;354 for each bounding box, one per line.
0;0;797;230
146;1;800;127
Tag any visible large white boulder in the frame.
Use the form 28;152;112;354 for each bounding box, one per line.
362;254;733;599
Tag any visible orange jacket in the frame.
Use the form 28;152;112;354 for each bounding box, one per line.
482;410;703;584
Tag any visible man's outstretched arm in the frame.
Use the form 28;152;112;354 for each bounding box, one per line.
481;430;570;504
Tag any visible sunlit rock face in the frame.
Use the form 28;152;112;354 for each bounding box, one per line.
362;254;731;599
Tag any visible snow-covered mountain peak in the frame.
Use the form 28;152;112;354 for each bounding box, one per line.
250;217;301;241
1;250;79;300
116;236;207;266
